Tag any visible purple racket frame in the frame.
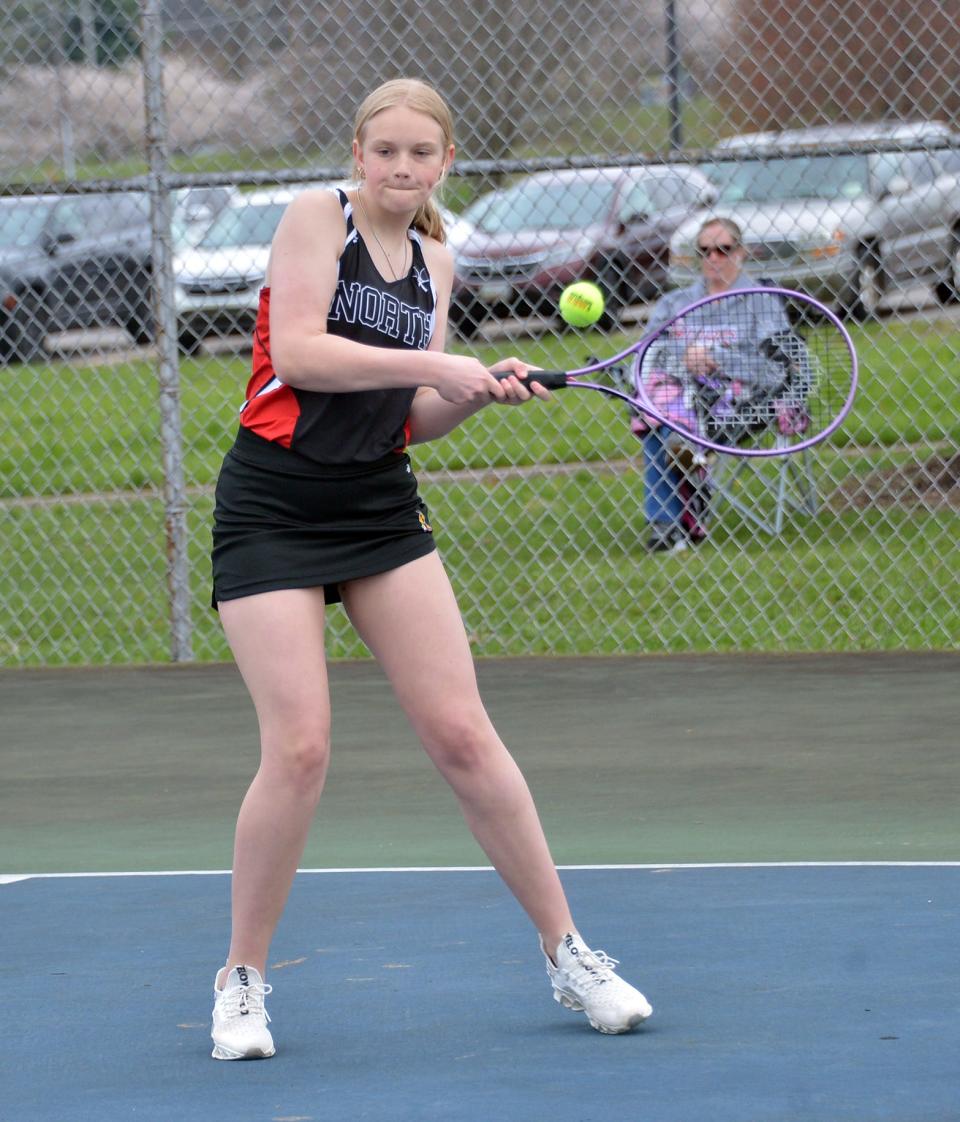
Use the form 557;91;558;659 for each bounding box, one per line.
522;286;859;459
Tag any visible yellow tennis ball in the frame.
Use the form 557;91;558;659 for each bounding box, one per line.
559;281;605;327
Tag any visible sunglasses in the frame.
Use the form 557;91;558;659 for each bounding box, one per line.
696;243;739;258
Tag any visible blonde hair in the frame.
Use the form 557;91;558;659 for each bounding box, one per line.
353;78;453;243
697;216;743;246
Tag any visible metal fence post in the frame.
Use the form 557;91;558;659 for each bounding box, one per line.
665;0;684;152
140;0;194;662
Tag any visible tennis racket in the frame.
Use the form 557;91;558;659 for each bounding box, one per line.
501;286;858;458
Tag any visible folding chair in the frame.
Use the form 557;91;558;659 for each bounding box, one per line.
707;439;818;536
699;326;820;536
621;317;821;538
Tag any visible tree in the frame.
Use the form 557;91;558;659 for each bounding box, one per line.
266;0;660;165
715;0;960;131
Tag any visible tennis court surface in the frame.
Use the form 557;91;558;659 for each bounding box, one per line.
3;652;958;1121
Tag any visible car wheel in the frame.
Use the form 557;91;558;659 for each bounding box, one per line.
124;294;155;346
8;291;49;364
177;327;204;355
934;233;960;305
838;248;883;322
596;269;627;331
448;296;484;340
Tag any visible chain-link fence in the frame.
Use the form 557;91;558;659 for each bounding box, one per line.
1;0;957;666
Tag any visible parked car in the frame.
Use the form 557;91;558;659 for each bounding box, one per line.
449;165;717;336
669;121;960;319
172;185;240;247
0;190;155;363
172;187;298;353
442;205;475;252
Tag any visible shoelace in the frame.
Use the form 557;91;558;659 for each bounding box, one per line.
218;981;273;1023
572;948;620;989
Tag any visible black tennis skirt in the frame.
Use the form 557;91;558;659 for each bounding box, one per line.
211;428;436;607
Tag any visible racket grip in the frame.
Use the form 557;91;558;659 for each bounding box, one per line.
494;370;569;389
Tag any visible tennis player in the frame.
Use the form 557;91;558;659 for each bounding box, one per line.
208;78;651;1059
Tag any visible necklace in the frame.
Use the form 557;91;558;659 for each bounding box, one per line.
357;189;409;282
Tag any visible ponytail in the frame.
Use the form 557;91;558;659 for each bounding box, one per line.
414;199;446;243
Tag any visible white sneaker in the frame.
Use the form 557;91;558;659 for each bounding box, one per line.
210;964;275;1060
544;932;653;1034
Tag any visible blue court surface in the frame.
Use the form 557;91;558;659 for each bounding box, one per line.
4;863;957;1122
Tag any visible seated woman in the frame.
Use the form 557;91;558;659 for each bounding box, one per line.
634;217;791;552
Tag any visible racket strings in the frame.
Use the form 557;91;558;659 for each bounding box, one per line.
633;316;846;452
554;287;856;458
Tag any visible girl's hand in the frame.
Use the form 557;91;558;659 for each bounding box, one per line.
488;357;553;405
432;353;507;405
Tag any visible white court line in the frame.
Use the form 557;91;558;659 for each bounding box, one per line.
3;860;959;885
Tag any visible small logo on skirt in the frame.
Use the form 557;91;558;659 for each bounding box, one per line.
418;510;432;532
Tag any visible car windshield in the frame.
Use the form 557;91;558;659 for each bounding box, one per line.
464;177;618;233
197;201;287;249
171;213;199;250
703;153;871;202
0;199;58;248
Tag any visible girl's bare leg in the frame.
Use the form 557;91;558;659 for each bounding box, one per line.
342;552;575;952
216;587;331;980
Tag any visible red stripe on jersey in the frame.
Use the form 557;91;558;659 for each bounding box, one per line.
239;287;300;448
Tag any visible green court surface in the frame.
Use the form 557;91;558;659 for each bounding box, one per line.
4;651;958;1122
2;651;957;875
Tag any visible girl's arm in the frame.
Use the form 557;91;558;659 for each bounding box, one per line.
406;237;549;444
266;190;507;408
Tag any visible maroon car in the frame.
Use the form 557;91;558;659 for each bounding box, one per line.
449;164;716;337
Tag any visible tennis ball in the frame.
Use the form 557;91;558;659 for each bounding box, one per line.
558;281;605;328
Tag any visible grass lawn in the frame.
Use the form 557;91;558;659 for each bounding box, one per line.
0;314;957;664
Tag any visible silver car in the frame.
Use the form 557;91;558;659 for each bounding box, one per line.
668;121;960;319
172;186;299;353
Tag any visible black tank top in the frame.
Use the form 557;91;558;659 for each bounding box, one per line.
237;188;437;465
